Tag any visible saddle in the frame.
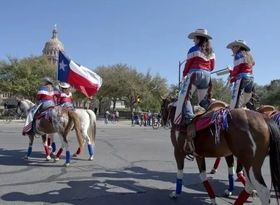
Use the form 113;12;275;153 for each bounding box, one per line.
193;100;228;121
257;105;277;117
184;100;229;158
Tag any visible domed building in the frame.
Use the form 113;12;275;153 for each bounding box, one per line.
42;25;64;65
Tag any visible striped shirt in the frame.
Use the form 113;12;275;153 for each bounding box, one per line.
183;45;215;77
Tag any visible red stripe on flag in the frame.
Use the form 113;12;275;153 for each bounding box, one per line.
68;70;99;97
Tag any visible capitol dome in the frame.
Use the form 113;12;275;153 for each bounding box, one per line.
42;25;64;65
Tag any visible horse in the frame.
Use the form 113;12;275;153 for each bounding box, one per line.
54;108;97;161
161;97;280;205
16;98;57;158
18;99;97;164
210;105;279;184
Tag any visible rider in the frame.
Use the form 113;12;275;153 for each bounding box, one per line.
22;77;55;135
226;40;255;185
174;28;215;127
226;40;255;109
36;77;56;110
56;82;74;109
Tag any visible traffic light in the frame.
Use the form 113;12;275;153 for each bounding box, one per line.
137;95;141;103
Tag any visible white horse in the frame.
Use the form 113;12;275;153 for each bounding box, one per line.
55;108;96;161
18;99;96;164
16;98;35;116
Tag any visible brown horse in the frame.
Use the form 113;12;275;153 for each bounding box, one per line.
161;97;280;205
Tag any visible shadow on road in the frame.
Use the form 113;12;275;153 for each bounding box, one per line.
0;166;260;205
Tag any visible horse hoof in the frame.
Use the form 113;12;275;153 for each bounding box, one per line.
54;157;60;162
23;155;29;160
209;169;217;174
250;190;257;198
224;189;232;197
46;156;52;161
88;155;94;161
211;198;217;205
169;191;177;199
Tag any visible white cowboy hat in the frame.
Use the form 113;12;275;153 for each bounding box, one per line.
226;40;250;51
42;76;53;84
188;28;212;40
59;82;71;89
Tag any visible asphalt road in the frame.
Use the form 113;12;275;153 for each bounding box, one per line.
0;120;277;205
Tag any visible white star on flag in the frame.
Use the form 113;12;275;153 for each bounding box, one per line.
59;60;66;71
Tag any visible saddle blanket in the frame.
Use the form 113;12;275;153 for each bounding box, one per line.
272;112;280;128
22;105;52;135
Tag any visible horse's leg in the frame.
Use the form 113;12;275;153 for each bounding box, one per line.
169;130;186;199
73;129;87;159
86;135;94;161
64;139;71;167
47;134;56;156
24;135;34;159
245;164;270;204
49;134;56;155
236;160;246;185
234;168;257;205
224;155;235;197
169;148;185;198
210;157;221;174
196;157;216;205
54;134;65;162
42;134;51;161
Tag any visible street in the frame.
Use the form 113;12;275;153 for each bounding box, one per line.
0;120;277;205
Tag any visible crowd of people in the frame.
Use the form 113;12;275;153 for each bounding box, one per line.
131;111;161;127
104;110;119;124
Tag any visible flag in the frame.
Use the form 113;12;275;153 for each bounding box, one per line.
57;51;102;98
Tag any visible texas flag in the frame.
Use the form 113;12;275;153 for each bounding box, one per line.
57;51;102;98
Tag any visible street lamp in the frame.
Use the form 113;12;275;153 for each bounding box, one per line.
178;59;186;89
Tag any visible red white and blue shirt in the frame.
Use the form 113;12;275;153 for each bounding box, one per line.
57;92;73;105
183;45;215;77
229;51;254;83
36;85;55;103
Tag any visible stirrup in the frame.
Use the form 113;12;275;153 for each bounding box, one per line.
185;141;199;160
185;154;194;161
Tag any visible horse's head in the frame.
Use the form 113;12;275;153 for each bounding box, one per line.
160;96;177;126
16;99;35;116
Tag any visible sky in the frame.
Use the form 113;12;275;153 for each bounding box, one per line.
1;0;280;87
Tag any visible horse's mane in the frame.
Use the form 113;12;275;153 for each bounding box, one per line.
24;99;35;106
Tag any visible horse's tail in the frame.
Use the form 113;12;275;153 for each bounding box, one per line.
86;109;96;144
266;119;280;203
66;110;83;149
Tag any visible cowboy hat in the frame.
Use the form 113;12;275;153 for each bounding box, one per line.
59;82;71;89
188;28;212;40
226;40;250;51
42;76;53;85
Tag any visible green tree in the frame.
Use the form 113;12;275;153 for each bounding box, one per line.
95;64;169;113
0;56;55;100
258;80;280;107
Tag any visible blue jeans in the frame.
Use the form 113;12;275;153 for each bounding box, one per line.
180;69;211;120
60;102;74;109
40;100;55;110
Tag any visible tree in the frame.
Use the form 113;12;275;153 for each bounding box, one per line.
0;56;55;100
258;80;280;107
95;64;169;113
